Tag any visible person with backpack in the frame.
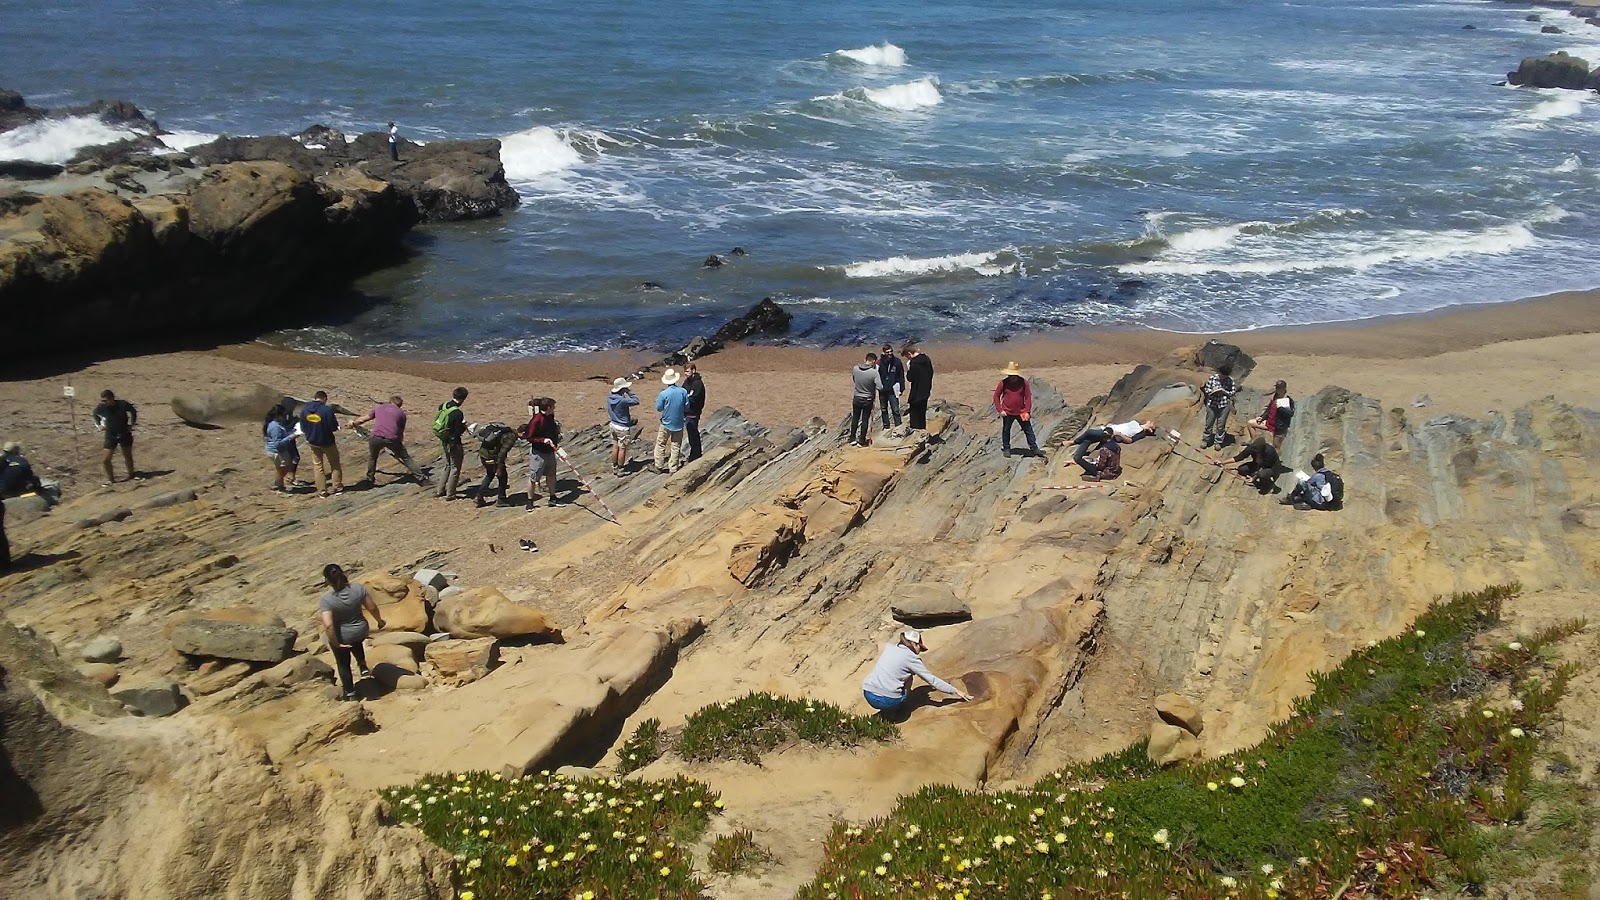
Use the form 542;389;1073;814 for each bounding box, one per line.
318;563;386;701
432;387;469;501
1213;435;1281;492
903;343;934;431
992;361;1040;459
849;352;881;447
2;442;48;573
877;343;905;430
470;421;518;507
1198;364;1238;450
607;378;640;475
683;363;707;463
1281;454;1342;510
521;397;561;509
350;395;430;488
1245;380;1294;450
654;369;690;474
92;389;139;485
299;390;344;497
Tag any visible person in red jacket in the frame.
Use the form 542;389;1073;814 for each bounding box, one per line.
992;362;1041;459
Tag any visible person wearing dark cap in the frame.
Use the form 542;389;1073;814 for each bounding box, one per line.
1;441;47;573
877;343;905;429
861;629;971;714
1213;435;1280;492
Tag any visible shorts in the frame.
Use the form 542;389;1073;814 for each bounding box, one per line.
608;424;632;448
269;450;296;467
103;432;133;450
863;690;905;711
528;447;556;480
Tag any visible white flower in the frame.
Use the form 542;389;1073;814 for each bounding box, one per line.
1510;727;1526;738
1261;863;1274;875
1229;776;1246;788
1153;828;1170;844
1508;641;1523;651
1219;876;1237;888
1482;709;1495;719
1415;629;1426;637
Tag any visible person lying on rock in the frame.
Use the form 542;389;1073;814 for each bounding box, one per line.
320;563;386;702
1083;439;1122;482
1280;454;1343;510
1073;420;1156;477
862;629;971;714
1213;435;1281;492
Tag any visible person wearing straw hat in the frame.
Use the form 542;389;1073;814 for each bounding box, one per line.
607;377;640;475
654;368;690;474
992;361;1040;459
862;629;971;714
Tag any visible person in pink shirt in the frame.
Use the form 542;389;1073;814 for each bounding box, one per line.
351;395;431;487
992;362;1040;459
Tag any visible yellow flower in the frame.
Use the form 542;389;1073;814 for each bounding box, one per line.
1267;891;1279;899
580;893;594;900
461;893;474;900
505;856;519;867
1102;830;1115;844
456;774;467;782
660;866;671;876
653;850;665;859
1207;781;1219;791
478;829;490;838
1375;862;1388;875
1510;727;1526;738
713;800;725;809
1482;709;1495;719
1361;797;1375;808
1415;629;1426;637
1034;841;1050;853
875;866;887;875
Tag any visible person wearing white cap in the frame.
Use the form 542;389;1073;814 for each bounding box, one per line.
861;629;971;714
653;368;690;474
607;377;640;475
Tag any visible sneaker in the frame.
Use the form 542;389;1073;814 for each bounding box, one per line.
1293;502;1312;511
495;499;513;508
546;497;559;507
1002;449;1012;459
358;668;373;680
340;691;359;702
1081;474;1100;482
1278;495;1297;506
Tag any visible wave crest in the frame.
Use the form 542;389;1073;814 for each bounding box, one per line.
832;42;907;67
859;77;942;111
0;115;140;164
837;249;1016;279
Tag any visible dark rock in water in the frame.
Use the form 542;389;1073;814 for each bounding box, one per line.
729;246;748;256
66;135;170;170
191;135;324;173
0;160;64;180
295;124;347;149
1542;24;1564;33
1462;24;1477;30
991;334;1011;343
1507;51;1592;90
639;281;665;291
702;254;725;268
0;88;24;111
1526;13;1541;21
711;297;792;344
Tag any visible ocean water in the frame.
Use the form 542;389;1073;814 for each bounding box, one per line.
3;0;1597;357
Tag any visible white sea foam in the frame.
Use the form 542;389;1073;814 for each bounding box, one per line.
833;42;907;67
1526;92;1588;122
157;130;219;151
0;115;139;163
860;77;942;111
1123;222;1539;276
1165;222;1262;253
500;126;586;180
1552;154;1582;173
839;249;1015;279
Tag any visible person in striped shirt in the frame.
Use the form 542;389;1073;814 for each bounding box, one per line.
1199;364;1237;450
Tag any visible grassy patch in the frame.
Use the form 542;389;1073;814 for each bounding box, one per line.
798;584;1583;899
709;828;772;875
384;770;722;899
618;692;898;767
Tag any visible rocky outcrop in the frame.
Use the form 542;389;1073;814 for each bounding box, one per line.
1507;51;1600;90
170;616;297;663
433;586;562;641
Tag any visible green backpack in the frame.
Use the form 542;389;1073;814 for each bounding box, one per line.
431;403;455;441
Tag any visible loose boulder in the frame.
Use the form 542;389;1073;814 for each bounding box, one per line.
258;654;334;688
171;384;287;426
371;631;431;651
433;587;561;641
112;676;185;717
727;506;808;587
890;584;973;624
362;573;431;633
188;660;254;695
81;636;122;663
170;617;297;663
366;643;421;688
1154;692;1205;736
424;637;500;683
77;663;120;687
1147;720;1201;767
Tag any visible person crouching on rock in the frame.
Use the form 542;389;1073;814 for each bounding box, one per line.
320;563;385;701
993;361;1040;459
1073;420;1156;479
862;629;970;716
1214;435;1280;492
470;421;517;508
521;398;562;509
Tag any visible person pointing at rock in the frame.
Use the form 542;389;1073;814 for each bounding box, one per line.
862;629;970;716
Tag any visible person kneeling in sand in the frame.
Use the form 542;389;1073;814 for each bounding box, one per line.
1073;420;1156;479
862;629;971;715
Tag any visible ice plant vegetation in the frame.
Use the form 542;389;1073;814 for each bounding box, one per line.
622;691;898;767
797;585;1582;899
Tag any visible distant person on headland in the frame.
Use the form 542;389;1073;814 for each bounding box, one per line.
903;343;934;431
1073;420;1156;479
849;352;881;446
93;389;138;485
351;395;430;488
654;369;689;474
992;361;1040;459
319;563;385;702
520;398;561;509
1245;380;1294;450
299;390;344;497
877;343;905;430
263;404;300;493
862;629;971;715
683;363;707;463
432;387;469;501
1199;363;1238;450
607;377;640;475
387;121;399;161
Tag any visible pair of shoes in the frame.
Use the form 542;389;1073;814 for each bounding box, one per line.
518;538;539;553
1002;449;1012;458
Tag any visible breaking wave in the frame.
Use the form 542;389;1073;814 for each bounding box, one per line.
836;249;1016;278
832;42;907;67
0;115;139;163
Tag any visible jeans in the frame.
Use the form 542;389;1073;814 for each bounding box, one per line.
685;414;702;461
1203;404;1231;447
309;443;343;494
1001;415;1038;453
863;689;905;711
1073;428;1110;475
849;397;874;444
477;461;509;503
880;390;903;428
654;426;684;472
366;435;426;482
0;501;10;572
437;439;464;498
331;640;369;695
907;396;928;431
388;140;398;161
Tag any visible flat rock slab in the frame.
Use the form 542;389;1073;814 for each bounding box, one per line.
890;584;972;624
170;618;297;663
81;636;122;663
112;677;184;717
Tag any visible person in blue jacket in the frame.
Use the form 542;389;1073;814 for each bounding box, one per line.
607;378;640;474
654;369;690;474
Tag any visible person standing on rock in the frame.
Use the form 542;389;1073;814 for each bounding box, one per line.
607;378;640;474
683;363;707;463
654;369;690;474
849;352;881;447
351;395;430;488
1198;363;1238;450
862;629;971;715
520;398;562;509
263;404;300;492
93;389;138;485
2;441;48;574
877;343;906;430
904;343;934;431
299;391;345;497
319;563;385;702
992;362;1041;459
1245;380;1294;451
387;121;399;161
432;387;469;501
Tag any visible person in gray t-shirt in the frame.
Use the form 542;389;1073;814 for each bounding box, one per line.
319;563;386;700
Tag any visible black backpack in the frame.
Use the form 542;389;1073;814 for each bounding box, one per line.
1324;471;1344;509
477;422;514;459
